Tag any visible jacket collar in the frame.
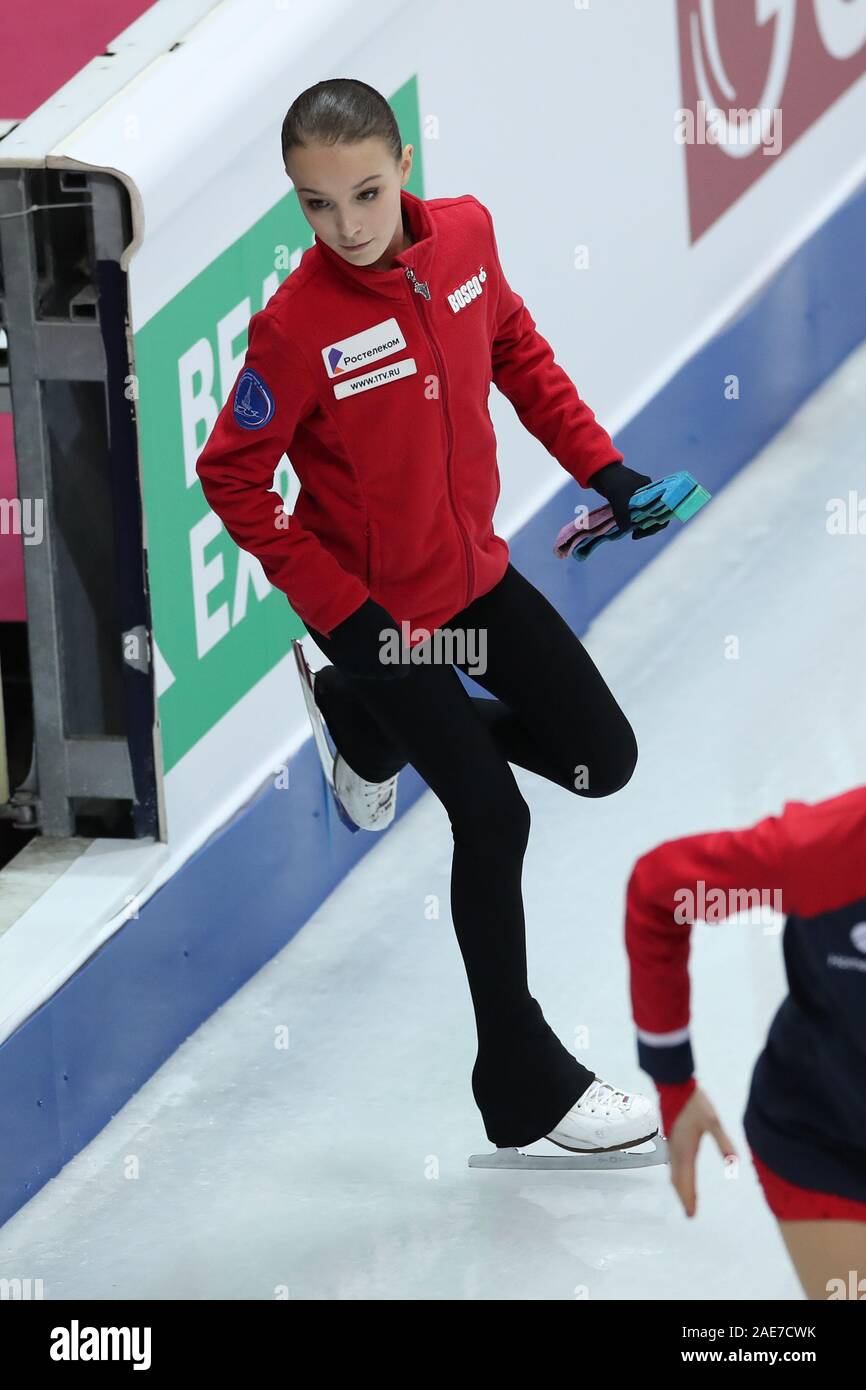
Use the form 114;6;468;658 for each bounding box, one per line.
312;189;436;301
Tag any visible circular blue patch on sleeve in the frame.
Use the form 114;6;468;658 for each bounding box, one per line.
233;367;275;430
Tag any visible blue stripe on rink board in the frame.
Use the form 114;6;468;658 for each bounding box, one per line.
1;173;865;1229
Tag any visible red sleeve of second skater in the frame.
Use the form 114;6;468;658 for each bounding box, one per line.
625;784;866;1129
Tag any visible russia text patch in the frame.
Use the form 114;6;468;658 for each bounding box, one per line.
234;367;275;429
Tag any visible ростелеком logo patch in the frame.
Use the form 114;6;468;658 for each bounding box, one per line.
321;317;406;378
233;367;275;429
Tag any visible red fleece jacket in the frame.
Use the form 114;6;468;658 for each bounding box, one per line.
195;188;622;638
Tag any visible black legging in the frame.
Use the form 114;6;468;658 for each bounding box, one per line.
306;562;638;1148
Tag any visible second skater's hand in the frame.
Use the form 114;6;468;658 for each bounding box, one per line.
666;1087;738;1218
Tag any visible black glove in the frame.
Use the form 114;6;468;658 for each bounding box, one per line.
588;462;670;540
324;597;411;681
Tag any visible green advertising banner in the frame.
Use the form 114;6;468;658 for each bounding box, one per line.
134;76;423;773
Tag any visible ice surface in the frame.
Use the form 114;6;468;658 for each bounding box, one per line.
2;341;865;1300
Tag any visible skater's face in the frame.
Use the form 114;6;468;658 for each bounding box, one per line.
287;137;414;272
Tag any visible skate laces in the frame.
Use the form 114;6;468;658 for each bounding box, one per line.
362;775;396;815
581;1079;634;1116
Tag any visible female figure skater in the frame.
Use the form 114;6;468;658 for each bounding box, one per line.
626;782;866;1299
196;78;669;1156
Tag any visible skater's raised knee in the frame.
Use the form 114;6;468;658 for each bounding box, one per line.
574;726;638;798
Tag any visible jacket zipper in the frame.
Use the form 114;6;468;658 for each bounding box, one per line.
404;266;474;610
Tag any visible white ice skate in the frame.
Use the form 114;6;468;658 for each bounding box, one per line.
468;1076;669;1170
293;638;398;834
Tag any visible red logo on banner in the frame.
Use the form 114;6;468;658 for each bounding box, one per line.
676;0;866;243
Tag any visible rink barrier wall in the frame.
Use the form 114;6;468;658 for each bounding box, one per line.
1;175;865;1230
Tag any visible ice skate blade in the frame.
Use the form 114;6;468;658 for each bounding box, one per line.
293;640;361;835
468;1136;669;1170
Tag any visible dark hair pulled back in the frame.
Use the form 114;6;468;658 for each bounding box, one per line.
281;78;402;167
